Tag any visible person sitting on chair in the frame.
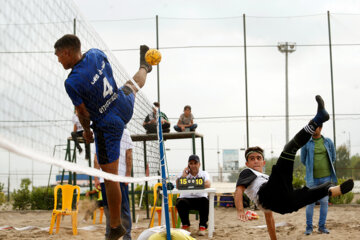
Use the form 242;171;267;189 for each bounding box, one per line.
175;154;211;236
71;109;91;159
143;102;170;134
174;105;197;132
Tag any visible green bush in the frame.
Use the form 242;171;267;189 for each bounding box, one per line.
0;182;5;206
12;178;31;210
329;178;354;204
330;192;354;204
356;198;360;204
0;192;5;206
292;173;306;190
134;184;154;208
31;186;54;210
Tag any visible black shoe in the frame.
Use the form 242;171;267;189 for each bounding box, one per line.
162;128;170;133
340;179;354;194
106;225;126;240
313;95;330;126
140;45;152;73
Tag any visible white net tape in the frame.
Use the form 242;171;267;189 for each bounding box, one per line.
0;136;161;183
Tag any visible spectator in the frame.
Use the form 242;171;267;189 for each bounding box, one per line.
71;110;91;160
83;185;103;222
174;105;197;132
176;154;211;236
301;124;337;235
143;102;170;134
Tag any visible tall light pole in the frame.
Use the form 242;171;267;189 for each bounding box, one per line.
278;42;296;143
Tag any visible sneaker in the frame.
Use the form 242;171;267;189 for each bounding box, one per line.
304;227;313;235
198;226;206;236
140;45;152;73
318;227;330;234
329;179;354;197
181;225;190;231
106;225;126;240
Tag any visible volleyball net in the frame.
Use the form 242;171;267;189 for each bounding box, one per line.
0;0;161;186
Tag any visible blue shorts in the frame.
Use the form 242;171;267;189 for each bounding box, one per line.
93;86;135;164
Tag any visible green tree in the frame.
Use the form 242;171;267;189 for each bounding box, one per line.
227;167;246;182
293;155;306;176
350;154;360;180
264;157;277;175
0;182;5;205
336;144;351;178
12;178;31;210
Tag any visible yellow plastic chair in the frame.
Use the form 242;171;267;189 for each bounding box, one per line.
150;183;177;228
49;184;81;235
93;206;104;224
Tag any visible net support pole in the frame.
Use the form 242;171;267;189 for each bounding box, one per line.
156;15;160;104
157;109;171;240
243;13;250;148
201;137;205;171
131;167;136;222
143;140;150;218
327;11;336;151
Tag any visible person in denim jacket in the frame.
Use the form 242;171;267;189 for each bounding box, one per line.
301;123;337;235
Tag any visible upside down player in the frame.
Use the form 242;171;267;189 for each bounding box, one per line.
54;34;152;240
234;95;354;240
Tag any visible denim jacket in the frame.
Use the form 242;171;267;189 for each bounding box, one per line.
300;135;337;187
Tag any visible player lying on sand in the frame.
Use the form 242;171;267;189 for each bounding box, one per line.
234;95;354;240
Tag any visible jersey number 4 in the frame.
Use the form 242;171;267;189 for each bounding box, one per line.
103;77;113;98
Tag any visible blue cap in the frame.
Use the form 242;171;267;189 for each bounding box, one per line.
188;154;200;163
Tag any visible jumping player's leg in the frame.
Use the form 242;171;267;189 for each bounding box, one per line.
125;45;152;94
259;96;353;214
259;96;330;213
283;95;329;155
270;95;330;190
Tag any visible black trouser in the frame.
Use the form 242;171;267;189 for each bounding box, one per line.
258;127;332;214
71;131;91;160
143;122;170;133
176;197;209;228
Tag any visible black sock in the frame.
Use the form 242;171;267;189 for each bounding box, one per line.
284;95;329;154
312;95;329;126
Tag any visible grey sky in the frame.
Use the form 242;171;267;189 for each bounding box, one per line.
74;0;360;175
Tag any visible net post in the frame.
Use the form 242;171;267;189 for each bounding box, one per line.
143;140;150;218
157;109;171;240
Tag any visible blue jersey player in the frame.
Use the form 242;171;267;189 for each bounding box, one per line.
54;34;152;240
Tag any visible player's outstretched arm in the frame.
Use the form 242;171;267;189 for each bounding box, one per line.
234;185;248;221
264;211;277;240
